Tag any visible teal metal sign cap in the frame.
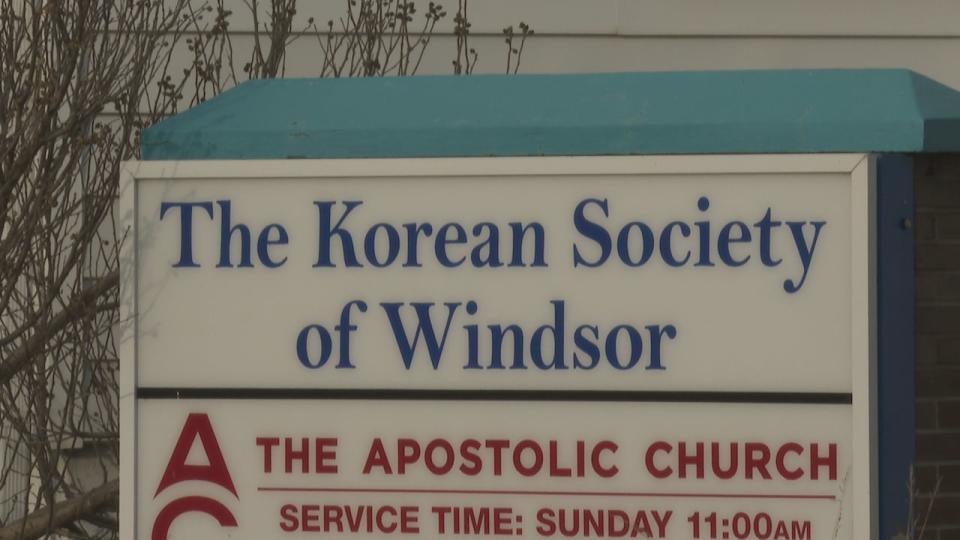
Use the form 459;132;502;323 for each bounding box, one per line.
141;69;960;160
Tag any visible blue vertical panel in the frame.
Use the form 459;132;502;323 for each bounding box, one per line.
876;154;915;539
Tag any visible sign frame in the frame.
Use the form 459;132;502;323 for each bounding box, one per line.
118;153;877;539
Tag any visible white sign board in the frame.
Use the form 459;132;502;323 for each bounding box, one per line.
120;155;876;540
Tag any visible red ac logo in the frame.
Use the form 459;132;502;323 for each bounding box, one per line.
152;413;239;540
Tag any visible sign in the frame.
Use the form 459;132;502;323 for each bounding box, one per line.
120;155;876;539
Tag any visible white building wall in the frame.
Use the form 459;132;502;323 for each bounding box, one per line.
92;0;960;126
203;0;960;86
0;431;30;523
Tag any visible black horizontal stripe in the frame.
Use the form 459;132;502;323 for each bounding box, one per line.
135;387;852;404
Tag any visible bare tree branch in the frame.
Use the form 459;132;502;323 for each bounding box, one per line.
0;271;118;386
0;479;118;540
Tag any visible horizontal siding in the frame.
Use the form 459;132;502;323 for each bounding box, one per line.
181;0;960;37
200;0;612;36
91;2;960;117
127;32;960;91
618;0;960;37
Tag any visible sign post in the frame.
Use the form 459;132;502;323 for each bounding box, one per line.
121;154;877;539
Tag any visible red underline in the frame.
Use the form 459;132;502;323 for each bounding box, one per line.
257;486;835;501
